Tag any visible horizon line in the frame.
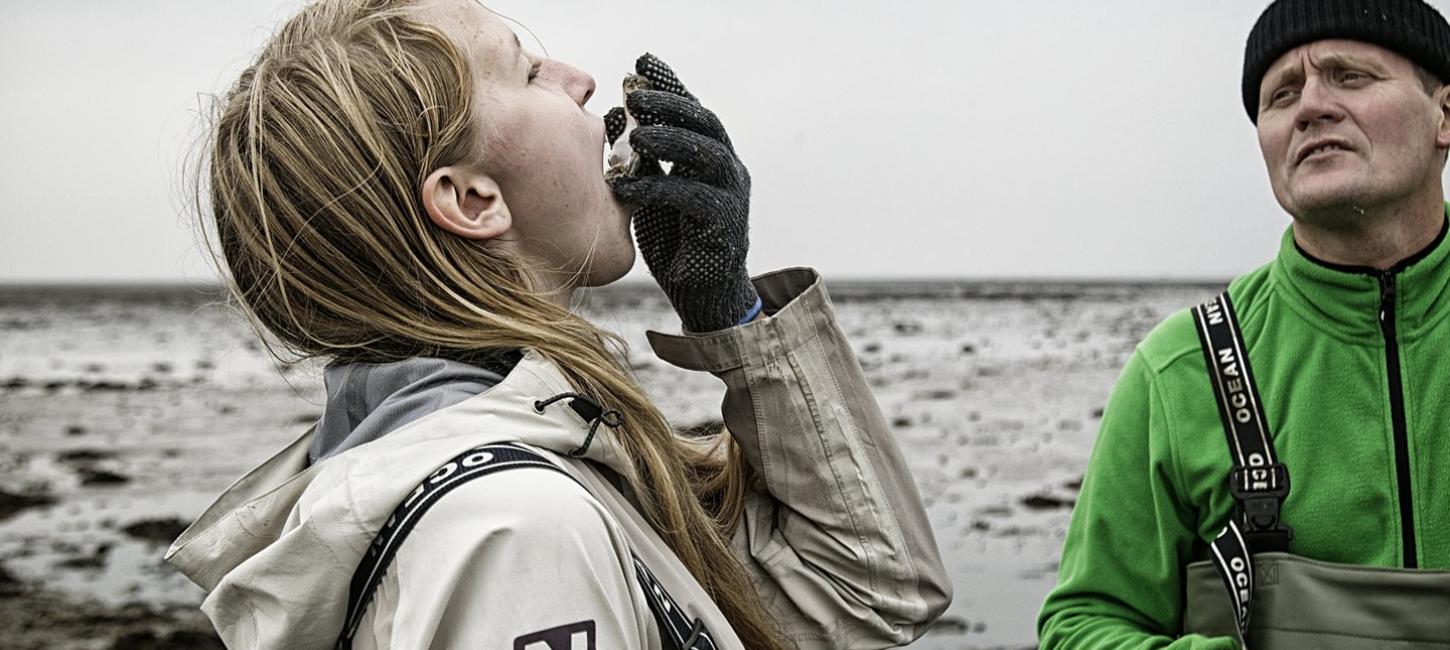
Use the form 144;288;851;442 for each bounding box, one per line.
0;276;1232;292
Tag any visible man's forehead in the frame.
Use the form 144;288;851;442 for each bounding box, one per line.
1264;39;1405;77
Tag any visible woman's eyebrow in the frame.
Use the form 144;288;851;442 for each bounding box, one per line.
507;31;526;71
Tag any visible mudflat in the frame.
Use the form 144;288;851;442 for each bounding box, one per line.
0;279;1218;649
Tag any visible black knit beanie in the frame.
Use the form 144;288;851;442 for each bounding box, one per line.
1242;0;1450;121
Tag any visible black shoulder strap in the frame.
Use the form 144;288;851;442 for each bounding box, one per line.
335;442;717;650
1191;292;1294;644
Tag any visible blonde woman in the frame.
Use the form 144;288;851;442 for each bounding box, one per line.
165;0;950;648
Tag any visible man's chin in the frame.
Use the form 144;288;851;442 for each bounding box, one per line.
1283;179;1377;220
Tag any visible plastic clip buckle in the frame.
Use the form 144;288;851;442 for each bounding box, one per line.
1228;463;1290;500
1228;464;1293;551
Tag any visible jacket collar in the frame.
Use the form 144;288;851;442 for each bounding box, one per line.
1269;205;1450;342
166;348;634;592
310;355;513;464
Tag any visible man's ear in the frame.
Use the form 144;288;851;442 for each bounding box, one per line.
421;166;511;240
1436;85;1450;150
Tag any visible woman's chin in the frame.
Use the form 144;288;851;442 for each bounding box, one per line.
579;246;637;288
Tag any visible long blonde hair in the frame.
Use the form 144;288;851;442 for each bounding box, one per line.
196;0;788;646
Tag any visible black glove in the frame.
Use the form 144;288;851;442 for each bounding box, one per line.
605;53;760;333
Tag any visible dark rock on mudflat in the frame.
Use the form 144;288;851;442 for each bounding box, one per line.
64;424;88;436
79;381;131;392
1021;493;1076;510
990;525;1038;538
78;468;131;487
892;321;923;335
120;518;189;545
929;615;970;635
0;585;222;649
57;449;117;464
1064;475;1084;491
0;489;57;521
0;563;25;596
56;544;112;570
109;629;225;650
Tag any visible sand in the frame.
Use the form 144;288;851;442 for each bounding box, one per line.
0;279;1220;649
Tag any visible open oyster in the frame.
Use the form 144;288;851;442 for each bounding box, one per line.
605;73;654;181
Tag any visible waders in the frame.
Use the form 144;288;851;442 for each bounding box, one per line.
1180;293;1450;649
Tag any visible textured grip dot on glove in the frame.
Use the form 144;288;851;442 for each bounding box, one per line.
636;53;694;100
604;107;626;147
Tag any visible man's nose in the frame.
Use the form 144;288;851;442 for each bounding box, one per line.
540;59;596;107
1294;75;1344;130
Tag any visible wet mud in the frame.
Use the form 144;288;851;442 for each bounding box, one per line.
0;280;1219;648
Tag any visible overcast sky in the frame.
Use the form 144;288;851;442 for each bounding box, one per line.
4;1;1449;283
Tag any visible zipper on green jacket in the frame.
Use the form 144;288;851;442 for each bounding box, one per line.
1378;271;1417;568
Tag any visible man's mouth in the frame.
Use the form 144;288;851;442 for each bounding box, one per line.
1296;139;1354;165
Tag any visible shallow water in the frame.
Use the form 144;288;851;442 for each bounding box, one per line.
0;279;1220;648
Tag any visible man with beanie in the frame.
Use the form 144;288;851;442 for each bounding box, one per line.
1037;0;1450;647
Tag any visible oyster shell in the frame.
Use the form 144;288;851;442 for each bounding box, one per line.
605;74;654;181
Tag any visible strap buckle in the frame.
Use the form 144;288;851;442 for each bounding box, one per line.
1228;464;1293;552
1228;463;1290;499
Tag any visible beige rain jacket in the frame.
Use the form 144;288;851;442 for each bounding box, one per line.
166;268;952;649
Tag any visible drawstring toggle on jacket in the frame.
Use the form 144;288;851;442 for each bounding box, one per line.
533;392;623;458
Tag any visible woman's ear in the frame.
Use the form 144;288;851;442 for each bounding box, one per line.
421;166;511;240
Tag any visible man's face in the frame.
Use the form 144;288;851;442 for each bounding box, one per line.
1256;40;1450;221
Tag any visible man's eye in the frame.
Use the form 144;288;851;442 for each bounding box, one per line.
1270;88;1298;105
1340;70;1369;83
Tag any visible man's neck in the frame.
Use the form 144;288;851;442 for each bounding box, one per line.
1292;192;1446;271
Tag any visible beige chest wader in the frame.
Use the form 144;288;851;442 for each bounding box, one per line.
1180;293;1450;649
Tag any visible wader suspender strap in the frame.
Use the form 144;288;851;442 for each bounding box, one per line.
1192;293;1293;643
335;442;718;650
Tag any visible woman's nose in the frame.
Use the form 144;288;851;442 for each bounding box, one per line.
540;59;596;107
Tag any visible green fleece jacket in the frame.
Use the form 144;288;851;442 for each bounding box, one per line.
1037;214;1450;649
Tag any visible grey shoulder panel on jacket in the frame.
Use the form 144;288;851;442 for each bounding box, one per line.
310;356;511;463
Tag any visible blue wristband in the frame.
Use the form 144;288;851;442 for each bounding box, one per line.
735;296;764;325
